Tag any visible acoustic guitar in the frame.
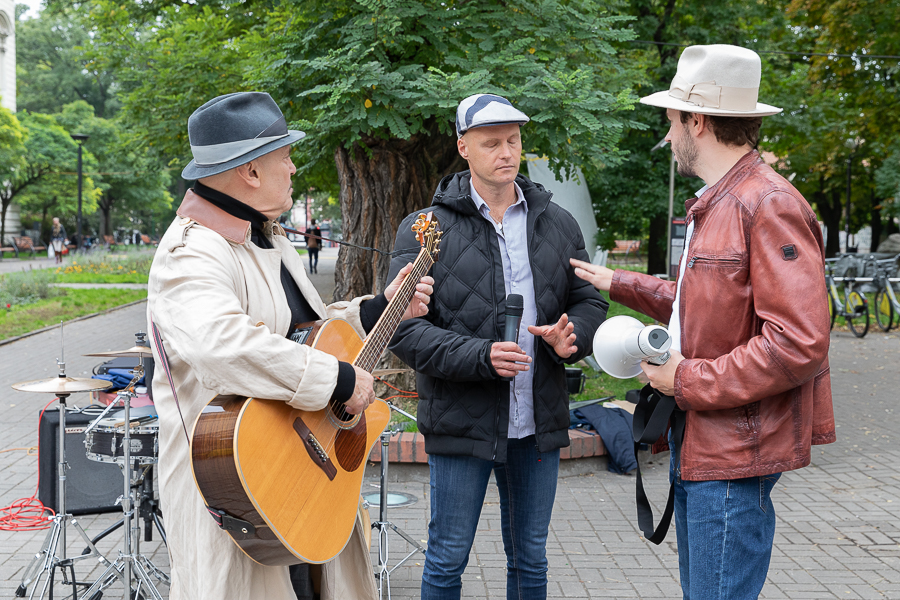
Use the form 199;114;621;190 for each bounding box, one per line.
190;213;441;566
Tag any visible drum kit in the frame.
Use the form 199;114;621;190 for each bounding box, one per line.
12;331;169;600
11;332;427;600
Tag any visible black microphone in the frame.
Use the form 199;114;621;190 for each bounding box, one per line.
503;294;524;344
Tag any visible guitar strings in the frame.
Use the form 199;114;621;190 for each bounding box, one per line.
321;249;434;449
314;255;431;479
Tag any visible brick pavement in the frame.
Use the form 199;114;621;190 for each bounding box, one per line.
0;261;897;597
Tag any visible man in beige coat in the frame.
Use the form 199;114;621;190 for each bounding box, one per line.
147;92;432;600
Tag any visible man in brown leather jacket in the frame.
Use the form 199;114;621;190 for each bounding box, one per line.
573;45;835;600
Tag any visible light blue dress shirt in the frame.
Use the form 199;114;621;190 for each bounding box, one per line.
470;181;537;439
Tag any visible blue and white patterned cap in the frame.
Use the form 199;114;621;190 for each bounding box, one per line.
455;94;530;138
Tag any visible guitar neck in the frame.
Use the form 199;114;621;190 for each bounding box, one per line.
354;250;434;372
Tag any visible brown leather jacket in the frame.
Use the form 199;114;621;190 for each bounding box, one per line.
611;150;836;481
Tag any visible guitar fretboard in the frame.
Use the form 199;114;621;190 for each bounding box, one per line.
354;250;435;372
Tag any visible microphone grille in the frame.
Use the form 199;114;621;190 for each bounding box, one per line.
506;293;524;315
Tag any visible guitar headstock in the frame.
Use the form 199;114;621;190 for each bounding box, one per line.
412;212;442;261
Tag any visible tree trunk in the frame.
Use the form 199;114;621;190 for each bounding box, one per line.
100;195;113;237
870;193;883;251
815;184;842;258
0;197;9;258
332;126;462;301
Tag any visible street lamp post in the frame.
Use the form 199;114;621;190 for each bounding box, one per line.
70;134;89;251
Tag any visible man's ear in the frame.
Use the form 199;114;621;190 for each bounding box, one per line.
457;136;468;160
234;161;262;189
691;113;710;138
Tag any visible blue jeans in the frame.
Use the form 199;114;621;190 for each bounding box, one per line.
421;436;560;600
671;454;782;600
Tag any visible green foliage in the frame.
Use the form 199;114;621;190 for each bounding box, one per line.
54;252;153;283
83;1;255;168
0;287;148;340
0;110;102;245
250;0;641;186
0;269;62;306
875;147;900;220
16;6;119;117
49;101;174;238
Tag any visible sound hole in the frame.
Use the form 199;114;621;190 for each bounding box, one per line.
327;401;361;430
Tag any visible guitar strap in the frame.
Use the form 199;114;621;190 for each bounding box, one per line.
149;314;257;535
149;314;192;446
632;383;686;545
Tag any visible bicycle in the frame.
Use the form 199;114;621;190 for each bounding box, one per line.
825;257;869;338
866;255;900;332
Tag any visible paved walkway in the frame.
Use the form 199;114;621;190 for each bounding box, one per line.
0;248;898;598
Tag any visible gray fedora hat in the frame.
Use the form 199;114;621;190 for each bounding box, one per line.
181;92;306;180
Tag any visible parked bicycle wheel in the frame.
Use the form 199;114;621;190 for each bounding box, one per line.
846;290;869;338
875;289;895;332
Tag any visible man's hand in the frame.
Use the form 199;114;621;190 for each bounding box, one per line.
570;258;614;292
490;341;531;378
385;262;435;321
527;313;578;359
344;366;376;415
640;349;685;397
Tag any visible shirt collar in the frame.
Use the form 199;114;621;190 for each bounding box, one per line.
470;180;527;217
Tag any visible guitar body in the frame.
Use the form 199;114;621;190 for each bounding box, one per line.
191;318;390;565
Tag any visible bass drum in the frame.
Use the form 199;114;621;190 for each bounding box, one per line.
84;417;159;465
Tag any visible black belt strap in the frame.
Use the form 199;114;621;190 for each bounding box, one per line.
632;383;686;545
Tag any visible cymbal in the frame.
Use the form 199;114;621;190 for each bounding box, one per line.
12;376;114;394
84;345;154;358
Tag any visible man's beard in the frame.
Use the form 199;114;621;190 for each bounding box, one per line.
674;133;699;178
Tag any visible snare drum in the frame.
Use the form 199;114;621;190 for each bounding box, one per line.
84;417;159;465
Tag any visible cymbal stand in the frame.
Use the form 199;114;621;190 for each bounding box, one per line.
371;402;427;600
15;360;114;600
80;369;169;600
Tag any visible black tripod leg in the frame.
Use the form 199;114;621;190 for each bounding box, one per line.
153;512;167;546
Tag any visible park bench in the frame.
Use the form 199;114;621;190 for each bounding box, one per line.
0;237;18;258
609;240;641;262
140;234;157;246
103;235;118;250
13;236;47;257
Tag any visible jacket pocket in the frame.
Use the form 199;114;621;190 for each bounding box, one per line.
686;253;743;269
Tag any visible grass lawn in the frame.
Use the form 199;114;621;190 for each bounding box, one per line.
0;288;147;340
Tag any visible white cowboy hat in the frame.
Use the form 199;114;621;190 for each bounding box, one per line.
640;44;782;117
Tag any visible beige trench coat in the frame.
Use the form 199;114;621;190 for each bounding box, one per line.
147;191;378;600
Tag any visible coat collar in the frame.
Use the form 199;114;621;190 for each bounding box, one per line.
432;170;552;215
685;149;762;215
177;189;251;245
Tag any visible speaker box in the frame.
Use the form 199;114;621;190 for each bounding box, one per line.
38;408;123;515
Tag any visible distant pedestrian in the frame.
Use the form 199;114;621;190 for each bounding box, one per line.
50;217;66;264
304;219;321;273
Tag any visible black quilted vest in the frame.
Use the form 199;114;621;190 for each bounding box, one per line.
387;171;608;461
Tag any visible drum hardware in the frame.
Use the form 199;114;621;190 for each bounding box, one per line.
80;465;166;554
12;325;115;600
367;401;427;600
80;333;169;600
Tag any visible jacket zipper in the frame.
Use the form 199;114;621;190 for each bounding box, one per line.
687;254;742;268
488;221;502;461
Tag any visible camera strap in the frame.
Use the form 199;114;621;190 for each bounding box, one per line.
632;383;685;545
